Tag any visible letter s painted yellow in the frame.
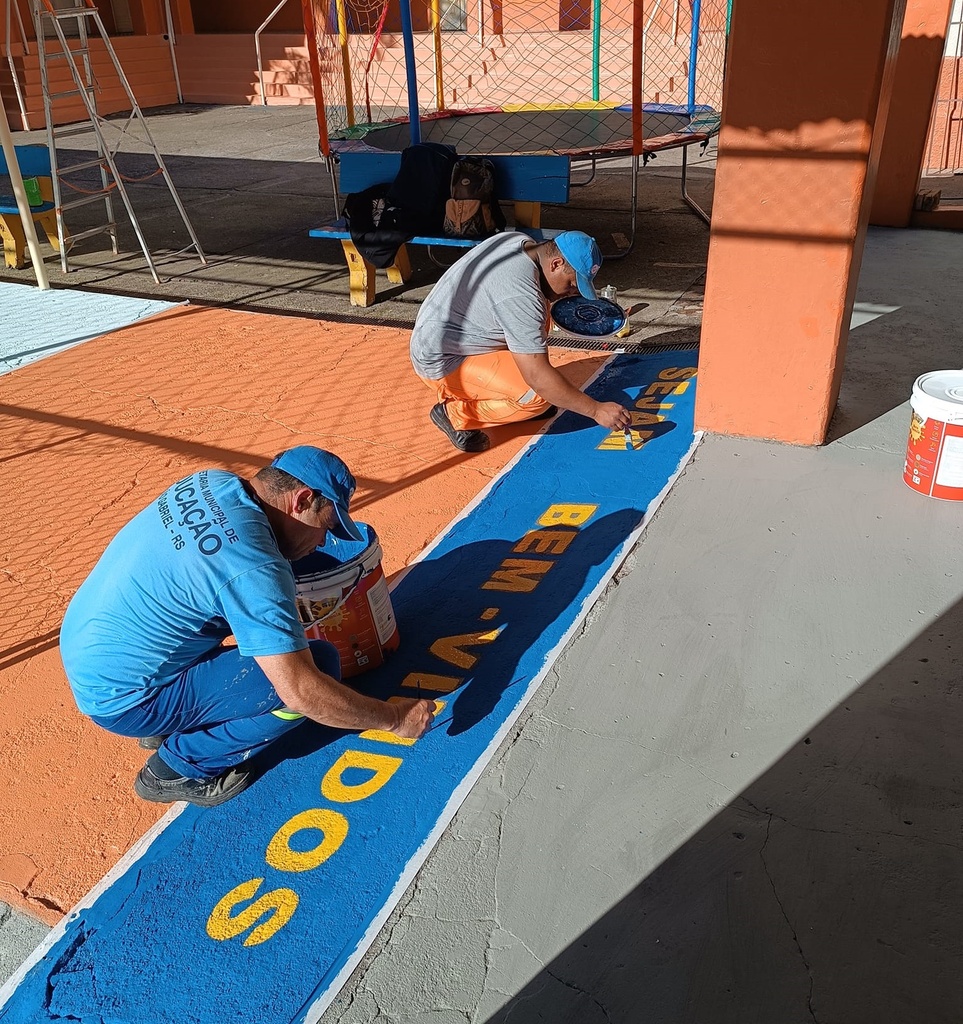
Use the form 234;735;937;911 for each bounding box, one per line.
206;877;298;947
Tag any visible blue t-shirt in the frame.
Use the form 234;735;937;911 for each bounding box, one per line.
60;470;308;717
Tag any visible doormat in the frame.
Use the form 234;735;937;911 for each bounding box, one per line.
0;349;700;1024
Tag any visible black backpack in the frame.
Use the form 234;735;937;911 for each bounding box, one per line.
384;141;458;236
343;142;458;267
444;157;505;239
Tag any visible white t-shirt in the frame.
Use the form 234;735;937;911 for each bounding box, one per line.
410;231;549;380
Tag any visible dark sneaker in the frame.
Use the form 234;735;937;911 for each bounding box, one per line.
134;760;252;807
430;403;490;452
137;736;167;750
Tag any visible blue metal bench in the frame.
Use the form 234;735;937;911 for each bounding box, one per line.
0;144;62;269
310;152;570;306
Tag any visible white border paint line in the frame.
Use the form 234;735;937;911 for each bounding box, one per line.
302;430;705;1023
0;803;187;1005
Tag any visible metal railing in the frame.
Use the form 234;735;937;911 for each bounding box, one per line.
3;0;32;129
162;0;183;104
255;0;291;106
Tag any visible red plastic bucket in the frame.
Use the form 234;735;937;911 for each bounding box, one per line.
904;370;963;500
292;525;400;678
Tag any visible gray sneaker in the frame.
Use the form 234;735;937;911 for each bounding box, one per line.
134;760;252;807
137;736;167;750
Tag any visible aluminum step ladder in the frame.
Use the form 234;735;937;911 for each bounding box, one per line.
31;0;206;282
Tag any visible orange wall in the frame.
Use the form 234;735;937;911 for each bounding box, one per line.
870;0;954;226
191;0;306;33
2;36;178;128
696;0;906;445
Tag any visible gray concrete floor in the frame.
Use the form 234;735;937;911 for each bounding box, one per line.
2;106;961;1021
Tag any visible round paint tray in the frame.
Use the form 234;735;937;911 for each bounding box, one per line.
550;296;627;338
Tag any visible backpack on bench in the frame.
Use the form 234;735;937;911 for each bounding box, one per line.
343;142;458;268
444;157;506;240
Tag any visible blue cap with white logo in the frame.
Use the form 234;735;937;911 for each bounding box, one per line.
270;446;363;542
555;231;602;300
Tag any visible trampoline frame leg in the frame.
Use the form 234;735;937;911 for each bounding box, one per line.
680;145;711;226
598;153;639;261
325;156;340;222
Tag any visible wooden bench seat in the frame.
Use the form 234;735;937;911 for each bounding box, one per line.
310;151;570;306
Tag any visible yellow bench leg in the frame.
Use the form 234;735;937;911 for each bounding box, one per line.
37;211;62;254
340;238;376;307
513;201;542;230
386;243;411;285
0;215;27;269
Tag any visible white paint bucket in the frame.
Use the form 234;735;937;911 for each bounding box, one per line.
904;370;963;500
292;524;400;678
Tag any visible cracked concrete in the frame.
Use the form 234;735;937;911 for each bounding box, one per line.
0;904;48;987
757;814;818;1024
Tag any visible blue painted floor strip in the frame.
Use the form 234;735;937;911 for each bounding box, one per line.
0;349;699;1024
0;281;179;376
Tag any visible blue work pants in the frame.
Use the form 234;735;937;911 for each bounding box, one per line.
91;640;340;779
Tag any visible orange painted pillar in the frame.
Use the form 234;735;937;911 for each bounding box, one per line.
695;0;907;445
131;0;166;36
871;0;954;226
169;0;195;35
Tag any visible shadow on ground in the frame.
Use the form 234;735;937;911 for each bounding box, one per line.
484;600;963;1024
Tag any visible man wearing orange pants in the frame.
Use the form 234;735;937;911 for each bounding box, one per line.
410;229;630;452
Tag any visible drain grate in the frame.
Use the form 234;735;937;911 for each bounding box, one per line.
550;336;700;354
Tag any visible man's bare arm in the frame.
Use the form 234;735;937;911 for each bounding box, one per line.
255;648;434;739
511;351;630;430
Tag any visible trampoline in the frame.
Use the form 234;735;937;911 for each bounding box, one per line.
331;105;719;158
329;103;721;252
303;0;727;251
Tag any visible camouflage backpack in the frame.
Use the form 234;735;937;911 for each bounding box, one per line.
443;157;506;239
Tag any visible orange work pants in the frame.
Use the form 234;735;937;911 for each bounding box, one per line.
419;350;552;431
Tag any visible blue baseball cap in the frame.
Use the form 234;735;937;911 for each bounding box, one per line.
270;446;364;542
555;231;602;300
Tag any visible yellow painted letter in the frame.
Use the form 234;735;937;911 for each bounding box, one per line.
400;671;464;694
206;878;298;947
320;750;403;803
430;629;500;668
513;529;577;555
265;808;349;871
537;503;597;527
482;558;553;593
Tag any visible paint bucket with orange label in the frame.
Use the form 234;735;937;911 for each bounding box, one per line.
904;370;963;500
292;523;400;677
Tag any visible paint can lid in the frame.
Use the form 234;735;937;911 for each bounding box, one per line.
915;370;963;405
550;297;626;339
912;370;963;423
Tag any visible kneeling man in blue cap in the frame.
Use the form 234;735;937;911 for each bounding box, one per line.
411;229;631;452
60;447;435;807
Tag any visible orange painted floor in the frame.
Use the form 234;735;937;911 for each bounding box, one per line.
0;303;602;925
